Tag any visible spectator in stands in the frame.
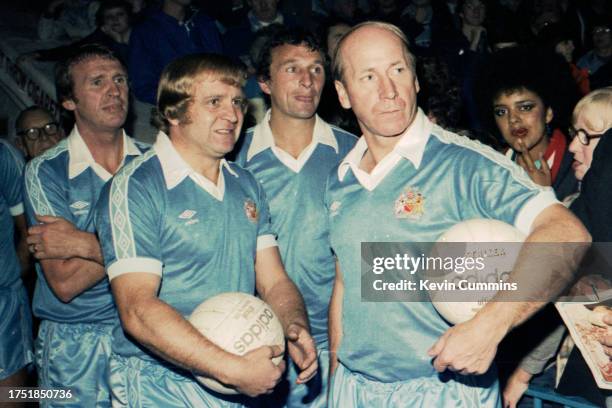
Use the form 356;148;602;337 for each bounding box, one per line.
38;0;99;41
21;1;132;66
458;0;490;53
487;47;578;200
129;0;223;105
537;24;590;96
577;24;612;77
222;0;297;64
15;106;64;160
128;0;223;143
398;0;458;56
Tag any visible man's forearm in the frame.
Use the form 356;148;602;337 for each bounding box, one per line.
41;258;106;302
261;278;309;333
483;204;590;332
119;295;240;382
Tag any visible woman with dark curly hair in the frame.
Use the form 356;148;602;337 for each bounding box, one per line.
485;46;579;200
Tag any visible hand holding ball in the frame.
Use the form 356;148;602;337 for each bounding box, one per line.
188;292;285;394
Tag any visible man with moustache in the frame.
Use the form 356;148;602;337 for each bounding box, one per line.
326;21;590;406
234;28;356;407
23;44;147;406
94;53;317;407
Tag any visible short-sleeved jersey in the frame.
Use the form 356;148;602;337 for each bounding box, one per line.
95;132;275;360
23;127;147;323
235;112;357;344
326;110;558;383
0;140;26;289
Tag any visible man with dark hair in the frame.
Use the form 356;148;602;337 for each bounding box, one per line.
15;106;64;160
23;44;147;406
235;27;356;407
95;52;317;407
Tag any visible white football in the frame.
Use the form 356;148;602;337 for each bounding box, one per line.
188;292;285;394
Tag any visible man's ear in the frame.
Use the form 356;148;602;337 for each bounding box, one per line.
14;137;27;156
258;77;272;96
334;80;352;110
62;99;76;111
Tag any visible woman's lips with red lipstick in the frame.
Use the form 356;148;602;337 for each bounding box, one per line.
511;127;528;138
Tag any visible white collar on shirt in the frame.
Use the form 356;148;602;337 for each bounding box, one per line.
153;131;238;201
246;109;339;172
337;108;432;190
68;125;141;181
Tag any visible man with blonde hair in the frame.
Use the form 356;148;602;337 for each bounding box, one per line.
326;21;590;406
95;53;318;407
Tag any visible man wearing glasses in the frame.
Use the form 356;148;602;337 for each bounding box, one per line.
15;106;64;160
22;44;148;407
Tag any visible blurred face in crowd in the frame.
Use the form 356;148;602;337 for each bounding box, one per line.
249;0;279;22
461;0;486;26
568;106;606;180
555;39;575;62
62;56;129;134
335;25;420;140
327;23;351;60
172;74;245;160
260;43;325;121
593;26;612;52
493;88;553;154
17;109;64;158
103;7;130;35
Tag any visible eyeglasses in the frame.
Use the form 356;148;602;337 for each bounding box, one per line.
17;122;59;141
568;126;605;145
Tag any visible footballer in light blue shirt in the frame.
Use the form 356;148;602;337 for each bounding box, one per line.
23;44;147;407
0;139;33;389
326;22;590;407
95;53;318;408
234;27;357;408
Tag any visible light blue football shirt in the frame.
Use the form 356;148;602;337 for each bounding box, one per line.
235;112;357;345
95;132;276;360
325;110;558;383
23;127;146;323
0;139;26;289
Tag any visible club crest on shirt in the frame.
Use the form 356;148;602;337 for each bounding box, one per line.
244;199;258;223
394;187;425;219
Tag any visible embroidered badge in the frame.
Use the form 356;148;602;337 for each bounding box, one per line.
244;200;259;223
329;201;342;217
394;187;425;219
